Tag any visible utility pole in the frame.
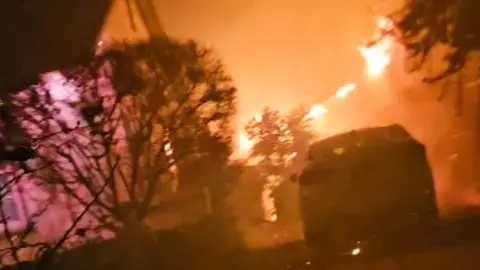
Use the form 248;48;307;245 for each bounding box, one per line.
476;63;480;183
133;0;166;37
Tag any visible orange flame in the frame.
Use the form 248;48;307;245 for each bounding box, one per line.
335;83;356;98
237;132;254;157
234;16;394;158
359;16;394;77
304;104;328;120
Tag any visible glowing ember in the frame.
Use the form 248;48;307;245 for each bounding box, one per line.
335;83;356;98
359;16;394;77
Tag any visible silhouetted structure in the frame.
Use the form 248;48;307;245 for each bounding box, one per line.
0;1;113;94
0;0;166;96
298;124;438;264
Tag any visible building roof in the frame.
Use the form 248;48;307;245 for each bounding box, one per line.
0;1;113;93
0;0;164;95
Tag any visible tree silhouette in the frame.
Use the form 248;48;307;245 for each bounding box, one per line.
107;38;236;228
245;106;314;221
0;37;237;267
245;106;315;175
245;107;293;176
391;0;480;83
285;106;316;172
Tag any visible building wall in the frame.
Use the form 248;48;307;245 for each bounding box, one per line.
0;72;117;264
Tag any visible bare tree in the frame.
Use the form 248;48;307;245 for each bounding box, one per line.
0;37;237;268
0;63;122;267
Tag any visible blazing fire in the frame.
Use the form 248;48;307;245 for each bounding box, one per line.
262;175;281;222
359;16;395;78
235;16;395;222
304;104;328;120
237;132;254;159
335;83;356;99
236;16;394;156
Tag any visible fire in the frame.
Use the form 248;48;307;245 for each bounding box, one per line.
304;104;328;120
230;14;395;225
359;41;392;77
262;174;281;222
359;16;394;77
234;16;394;157
335;83;356;98
237;132;254;155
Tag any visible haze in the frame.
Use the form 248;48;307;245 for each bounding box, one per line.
155;0;380;120
151;0;480;209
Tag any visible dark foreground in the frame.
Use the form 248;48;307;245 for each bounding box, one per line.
3;217;480;270
242;241;480;270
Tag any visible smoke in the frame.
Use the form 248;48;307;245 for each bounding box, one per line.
155;0;376;119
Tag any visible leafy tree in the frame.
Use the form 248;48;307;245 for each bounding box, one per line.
245;106;315;175
245;106;314;221
391;0;480;83
245;107;293;176
104;38;237;265
107;38;236;228
285;106;316;172
276;106;315;223
177;145;243;219
389;1;480;175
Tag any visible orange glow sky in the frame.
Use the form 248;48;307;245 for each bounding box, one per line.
154;0;379;120
151;1;480;209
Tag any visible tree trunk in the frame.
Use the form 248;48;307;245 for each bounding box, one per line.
115;217;158;270
474;95;480;186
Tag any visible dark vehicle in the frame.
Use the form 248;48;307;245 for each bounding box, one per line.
297;124;440;263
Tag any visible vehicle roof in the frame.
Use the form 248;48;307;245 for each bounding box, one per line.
308;124;422;162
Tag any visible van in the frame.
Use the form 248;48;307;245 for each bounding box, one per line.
297;124;438;261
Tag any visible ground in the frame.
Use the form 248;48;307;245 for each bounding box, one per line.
241;242;480;270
